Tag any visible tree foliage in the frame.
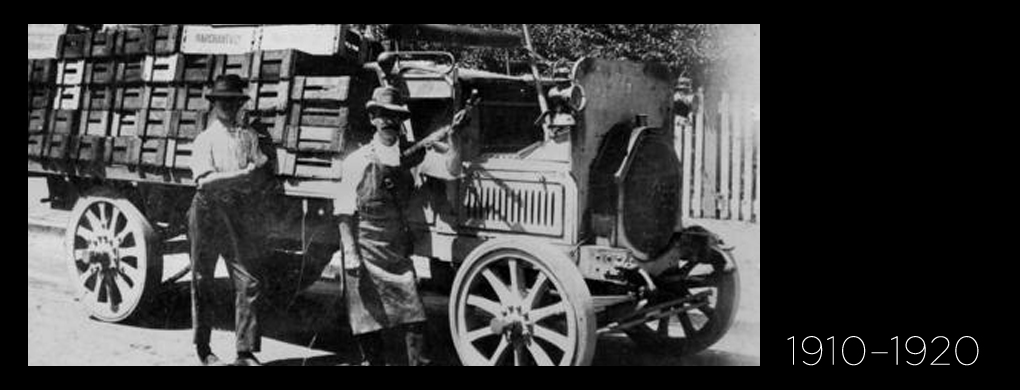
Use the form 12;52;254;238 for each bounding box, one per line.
364;24;729;82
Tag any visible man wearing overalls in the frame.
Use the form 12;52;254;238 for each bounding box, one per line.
188;74;269;367
330;86;461;366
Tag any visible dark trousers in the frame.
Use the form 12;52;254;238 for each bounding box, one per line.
189;192;262;353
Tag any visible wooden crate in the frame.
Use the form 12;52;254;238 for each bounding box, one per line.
28;134;46;157
291;76;351;102
49;110;79;134
140;138;168;167
164;138;195;170
175;85;210;111
29;59;58;84
111;111;141;137
83;86;115;110
142;85;177;111
56;60;85;85
151;25;183;55
276;149;342;179
181;25;259;55
115;85;145;111
170;111;208;140
139;109;173;137
44;133;71;159
143;54;185;83
113;27;149;56
84;60;117;84
79;110;112;136
29;87;53;110
214;53;252;80
115;58;146;84
73;135;109;162
242;110;288;144
53;86;82;110
110;136;142;165
85;30;117;58
57;33;88;59
289;102;350;128
247;80;291;111
183;54;217;83
252;50;344;81
285;125;343;153
28;109;48;133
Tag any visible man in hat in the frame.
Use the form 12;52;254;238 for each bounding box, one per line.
188;74;268;366
328;86;461;366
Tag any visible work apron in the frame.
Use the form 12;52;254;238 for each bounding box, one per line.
345;157;427;336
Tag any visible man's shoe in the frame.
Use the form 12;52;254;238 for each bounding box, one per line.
199;354;228;367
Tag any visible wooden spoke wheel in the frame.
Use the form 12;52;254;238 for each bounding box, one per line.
626;246;740;357
450;246;596;366
65;190;162;323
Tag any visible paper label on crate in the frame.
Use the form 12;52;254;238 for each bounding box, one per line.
28;24;67;59
259;25;343;55
181;25;259;55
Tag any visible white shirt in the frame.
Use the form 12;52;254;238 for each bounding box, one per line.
190;119;268;180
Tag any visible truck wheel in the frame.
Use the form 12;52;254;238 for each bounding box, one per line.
65;189;162;323
450;241;597;366
626;246;740;357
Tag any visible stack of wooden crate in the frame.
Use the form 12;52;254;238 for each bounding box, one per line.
275;74;371;180
29;25;366;183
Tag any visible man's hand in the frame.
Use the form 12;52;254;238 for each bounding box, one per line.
322;250;345;281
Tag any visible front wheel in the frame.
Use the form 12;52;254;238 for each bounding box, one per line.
450;244;597;366
65;189;162;323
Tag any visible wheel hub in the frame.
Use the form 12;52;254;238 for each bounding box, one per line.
491;306;533;345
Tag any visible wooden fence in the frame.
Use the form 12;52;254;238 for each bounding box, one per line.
677;88;759;224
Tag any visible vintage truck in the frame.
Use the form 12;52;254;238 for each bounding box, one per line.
28;24;738;366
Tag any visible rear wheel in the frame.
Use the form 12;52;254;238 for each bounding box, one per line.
65;189;162;323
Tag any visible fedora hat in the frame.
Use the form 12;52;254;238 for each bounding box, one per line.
366;86;410;119
205;74;250;101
